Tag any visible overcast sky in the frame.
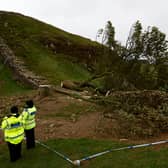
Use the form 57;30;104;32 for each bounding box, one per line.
0;0;168;44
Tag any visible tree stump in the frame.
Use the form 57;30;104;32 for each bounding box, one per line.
38;85;52;98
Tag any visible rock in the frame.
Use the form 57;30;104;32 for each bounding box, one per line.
4;22;8;27
64;133;69;136
71;113;77;122
49;123;55;128
119;138;128;142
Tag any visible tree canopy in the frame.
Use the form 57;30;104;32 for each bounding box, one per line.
96;20;168;91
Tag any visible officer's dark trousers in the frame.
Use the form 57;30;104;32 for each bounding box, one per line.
7;142;22;162
25;128;35;149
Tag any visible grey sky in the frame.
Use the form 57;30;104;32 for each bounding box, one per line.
0;0;168;44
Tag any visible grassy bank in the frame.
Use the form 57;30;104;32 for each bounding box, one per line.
0;138;168;168
0;63;30;96
21;44;91;85
0;11;96;86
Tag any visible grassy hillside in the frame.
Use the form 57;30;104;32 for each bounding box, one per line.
0;62;30;96
0;11;102;85
0;139;168;168
0;11;167;91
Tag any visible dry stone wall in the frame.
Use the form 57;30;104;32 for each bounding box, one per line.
0;36;49;88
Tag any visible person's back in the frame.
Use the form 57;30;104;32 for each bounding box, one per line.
20;100;37;149
21;105;37;130
1;114;24;144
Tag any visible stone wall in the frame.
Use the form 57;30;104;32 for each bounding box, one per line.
0;36;49;88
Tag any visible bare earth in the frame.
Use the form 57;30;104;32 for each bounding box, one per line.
35;92;168;145
35;93;101;140
1;91;168;147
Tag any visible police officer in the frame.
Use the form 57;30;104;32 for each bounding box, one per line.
20;100;37;149
1;106;24;162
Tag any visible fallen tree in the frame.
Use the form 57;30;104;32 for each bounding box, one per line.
95;90;168;138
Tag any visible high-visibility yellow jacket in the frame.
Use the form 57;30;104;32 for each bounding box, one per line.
1;114;24;144
20;106;37;130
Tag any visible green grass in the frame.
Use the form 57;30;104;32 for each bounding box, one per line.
0;138;168;168
22;43;91;85
0;11;94;86
0;63;30;96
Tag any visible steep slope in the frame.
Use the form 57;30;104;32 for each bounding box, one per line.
0;36;49;88
0;61;29;96
0;11;103;86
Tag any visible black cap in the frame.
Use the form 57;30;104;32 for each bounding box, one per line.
26;100;34;108
11;106;18;114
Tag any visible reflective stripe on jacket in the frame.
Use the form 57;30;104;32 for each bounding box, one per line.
20;106;37;130
1;115;24;144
